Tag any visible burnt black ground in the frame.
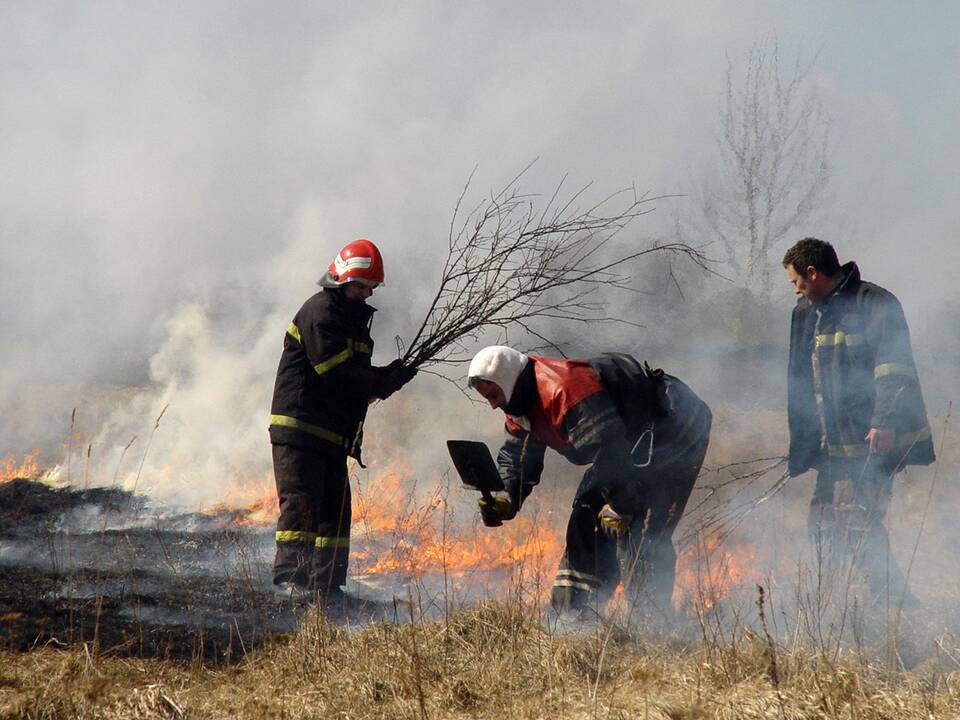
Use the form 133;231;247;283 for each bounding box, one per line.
0;479;300;662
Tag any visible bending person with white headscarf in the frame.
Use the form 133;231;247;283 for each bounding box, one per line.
467;345;711;619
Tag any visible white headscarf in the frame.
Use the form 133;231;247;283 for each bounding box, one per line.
468;346;530;403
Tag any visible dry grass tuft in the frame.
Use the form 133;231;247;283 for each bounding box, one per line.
2;602;959;719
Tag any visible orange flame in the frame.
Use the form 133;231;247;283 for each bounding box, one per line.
1;440;772;609
205;460;564;598
199;472;278;527
0;451;41;484
673;534;760;611
351;464;563;595
209;462;764;609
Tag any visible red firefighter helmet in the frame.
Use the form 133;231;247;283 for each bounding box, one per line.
323;239;385;287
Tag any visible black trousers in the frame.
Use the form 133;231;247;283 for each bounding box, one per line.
272;443;351;594
809;455;906;599
551;442;706;616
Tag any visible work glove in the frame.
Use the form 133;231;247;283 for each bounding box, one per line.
385;358;418;389
369;360;417;400
478;493;516;527
598;503;632;538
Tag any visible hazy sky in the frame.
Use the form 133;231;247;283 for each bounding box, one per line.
1;2;957;501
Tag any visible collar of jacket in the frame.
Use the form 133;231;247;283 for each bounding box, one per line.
797;261;862;313
323;286;377;319
822;261;861;305
503;360;536;417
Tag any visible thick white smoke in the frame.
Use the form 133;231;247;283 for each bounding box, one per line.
1;5;957;546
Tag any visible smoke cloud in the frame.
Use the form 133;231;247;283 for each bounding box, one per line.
1;3;957;541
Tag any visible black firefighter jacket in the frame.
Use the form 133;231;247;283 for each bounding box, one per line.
786;262;935;476
269;288;385;459
496;353;711;512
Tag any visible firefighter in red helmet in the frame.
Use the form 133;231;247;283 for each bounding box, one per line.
323;238;385;288
269;239;416;609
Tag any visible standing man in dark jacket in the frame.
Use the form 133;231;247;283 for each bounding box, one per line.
269;239;416;604
467;345;711;619
783;237;934;599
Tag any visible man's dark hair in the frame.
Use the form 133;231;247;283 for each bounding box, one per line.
782;237;842;276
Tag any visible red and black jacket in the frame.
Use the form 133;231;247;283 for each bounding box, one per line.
496;353;711;508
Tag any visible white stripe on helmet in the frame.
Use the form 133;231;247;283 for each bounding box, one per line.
334;254;373;273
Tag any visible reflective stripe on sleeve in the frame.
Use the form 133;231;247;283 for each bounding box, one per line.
312;339;370;376
896;426;932;448
276;530;317;543
313;347;353;375
567;406;620;448
815;332;865;348
874;363;917;379
268;414;350;449
287;322;301;344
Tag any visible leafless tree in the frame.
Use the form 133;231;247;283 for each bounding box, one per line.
683;40;830;297
399;165;710;375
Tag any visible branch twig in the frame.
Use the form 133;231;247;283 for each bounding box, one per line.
401;166;713;369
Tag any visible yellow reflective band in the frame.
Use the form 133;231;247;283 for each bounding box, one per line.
815;331;865;348
827;443;868;458
315;536;350;549
286;322;301;344
311;338;371;375
875;363;916;379
313;347;353;375
896;426;932;447
556;568;601;583
828;426;933;458
552;579;594;592
276;530;317;543
268;414;349;448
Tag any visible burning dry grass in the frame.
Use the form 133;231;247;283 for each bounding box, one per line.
1;602;959;719
0;451;41;484
3;407;958;717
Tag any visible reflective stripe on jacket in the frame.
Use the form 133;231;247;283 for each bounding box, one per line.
787;261;935;475
269;288;375;457
503;356;605;455
496;354;711;507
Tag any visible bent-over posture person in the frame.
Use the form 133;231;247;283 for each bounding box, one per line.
467;346;711;618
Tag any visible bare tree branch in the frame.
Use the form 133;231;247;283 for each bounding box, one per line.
401;166;712;368
678;39;830;297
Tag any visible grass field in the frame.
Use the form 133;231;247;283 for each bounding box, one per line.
1;406;959;719
2;600;959;719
